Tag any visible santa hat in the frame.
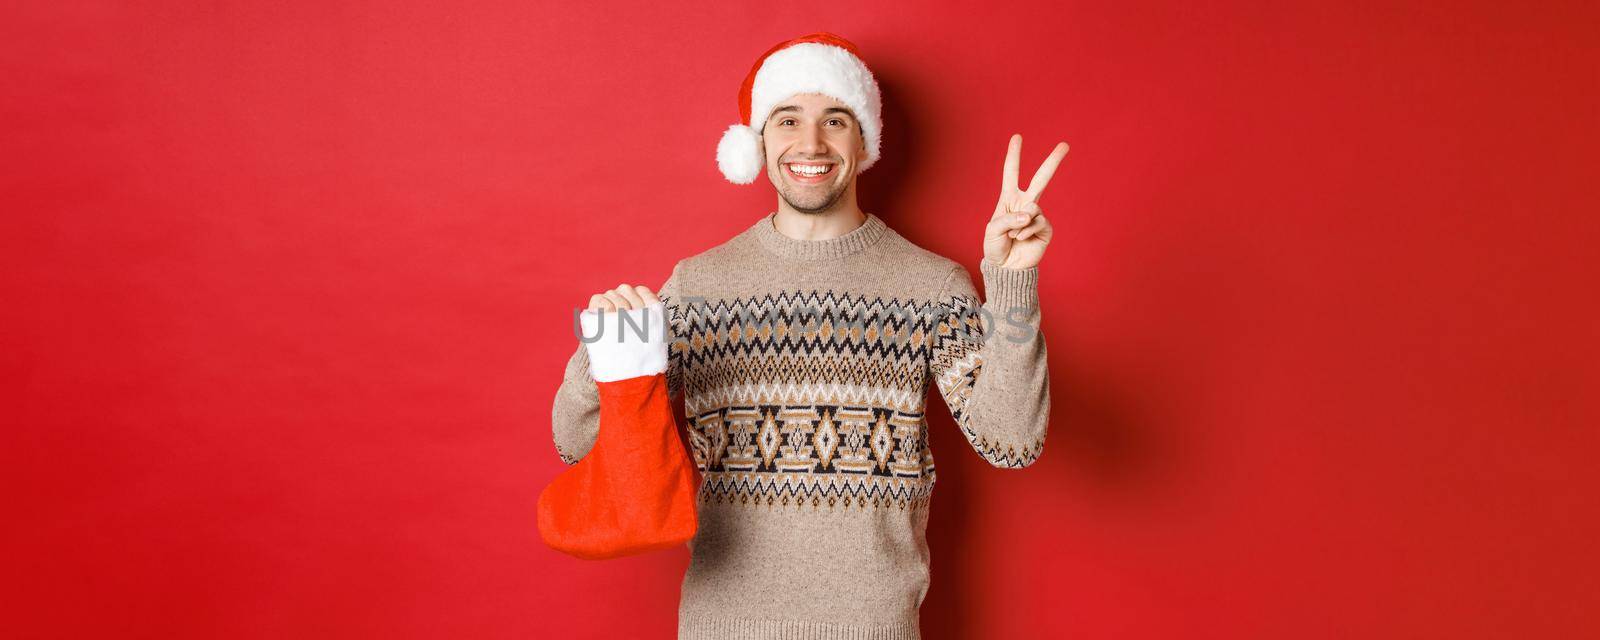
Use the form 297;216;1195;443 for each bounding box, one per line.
715;32;883;184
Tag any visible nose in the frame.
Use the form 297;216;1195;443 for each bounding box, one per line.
796;123;826;156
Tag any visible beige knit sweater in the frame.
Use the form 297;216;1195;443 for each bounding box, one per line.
552;212;1050;640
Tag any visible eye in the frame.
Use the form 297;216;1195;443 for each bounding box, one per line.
827;118;845;127
779;117;797;126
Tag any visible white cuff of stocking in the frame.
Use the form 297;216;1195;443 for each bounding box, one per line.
580;302;668;382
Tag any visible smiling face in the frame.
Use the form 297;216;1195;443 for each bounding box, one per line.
762;93;868;214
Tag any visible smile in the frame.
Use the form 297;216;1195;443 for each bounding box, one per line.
784;162;835;183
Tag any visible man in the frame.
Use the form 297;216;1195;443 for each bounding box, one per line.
552;32;1066;640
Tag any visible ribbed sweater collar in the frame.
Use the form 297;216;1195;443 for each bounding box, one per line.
750;211;889;261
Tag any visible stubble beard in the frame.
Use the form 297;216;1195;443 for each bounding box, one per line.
774;170;851;215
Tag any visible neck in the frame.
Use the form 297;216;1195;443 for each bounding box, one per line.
773;186;867;241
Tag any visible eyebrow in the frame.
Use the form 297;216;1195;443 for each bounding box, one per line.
769;105;857;121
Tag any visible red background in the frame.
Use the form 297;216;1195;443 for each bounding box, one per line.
4;2;1597;638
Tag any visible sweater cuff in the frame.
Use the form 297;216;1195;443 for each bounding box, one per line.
979;257;1039;310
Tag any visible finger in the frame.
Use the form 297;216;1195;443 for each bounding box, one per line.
1009;214;1047;239
1002;134;1022;193
987;211;1031;239
602;290;631;310
1003;201;1042;229
614;283;644;309
1001;202;1042;237
1014;214;1051;241
1024;141;1070;202
635;285;661;306
588;294;615;312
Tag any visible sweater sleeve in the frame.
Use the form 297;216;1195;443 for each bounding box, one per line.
927;257;1050;468
551;262;687;465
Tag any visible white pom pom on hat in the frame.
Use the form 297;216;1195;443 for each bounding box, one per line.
715;32;883;185
716;124;765;185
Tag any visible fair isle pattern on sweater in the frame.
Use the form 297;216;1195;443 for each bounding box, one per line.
663;287;1044;512
551;212;1049;640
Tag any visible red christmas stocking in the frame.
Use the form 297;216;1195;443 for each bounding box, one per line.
538;302;701;560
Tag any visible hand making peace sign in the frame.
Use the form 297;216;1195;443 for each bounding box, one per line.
983;134;1069;270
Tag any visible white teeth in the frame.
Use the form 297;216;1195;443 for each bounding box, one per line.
788;164;831;177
